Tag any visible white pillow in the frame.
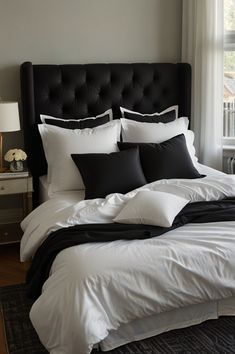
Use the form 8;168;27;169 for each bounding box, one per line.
121;117;188;143
114;191;189;227
120;117;198;165
40;109;113;123
120;105;178;119
185;129;198;163
39;120;121;194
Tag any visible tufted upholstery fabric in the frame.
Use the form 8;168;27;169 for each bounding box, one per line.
20;62;191;206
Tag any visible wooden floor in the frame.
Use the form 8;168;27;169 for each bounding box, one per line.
0;243;29;354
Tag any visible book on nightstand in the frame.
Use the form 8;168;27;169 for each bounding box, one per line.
0;170;29;179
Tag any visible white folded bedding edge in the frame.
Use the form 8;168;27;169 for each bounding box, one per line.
39;175;85;204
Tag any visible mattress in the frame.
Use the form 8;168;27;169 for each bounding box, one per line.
39;175;85;204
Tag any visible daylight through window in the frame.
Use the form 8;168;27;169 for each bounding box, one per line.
224;0;235;138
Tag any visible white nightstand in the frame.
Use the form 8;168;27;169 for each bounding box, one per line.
0;174;33;244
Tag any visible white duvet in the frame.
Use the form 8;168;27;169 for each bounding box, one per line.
21;170;235;354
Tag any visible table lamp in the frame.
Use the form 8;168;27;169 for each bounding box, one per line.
0;102;20;172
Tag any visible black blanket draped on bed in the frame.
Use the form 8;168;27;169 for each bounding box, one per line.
26;199;235;300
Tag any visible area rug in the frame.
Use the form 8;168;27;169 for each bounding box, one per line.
1;284;235;354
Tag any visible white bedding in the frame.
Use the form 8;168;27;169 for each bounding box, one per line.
100;296;235;351
39;175;50;203
39;175;85;204
21;165;235;354
38;163;224;204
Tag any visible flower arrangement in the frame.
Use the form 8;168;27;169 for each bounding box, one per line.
4;149;27;172
4;149;27;162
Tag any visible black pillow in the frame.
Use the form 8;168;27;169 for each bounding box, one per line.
43;114;110;129
123;110;176;123
118;134;204;183
71;148;147;199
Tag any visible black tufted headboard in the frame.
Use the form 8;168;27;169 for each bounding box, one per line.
20;61;191;205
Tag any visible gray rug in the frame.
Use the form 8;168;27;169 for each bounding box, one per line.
1;284;235;354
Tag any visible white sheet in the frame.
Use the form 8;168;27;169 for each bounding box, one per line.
20;166;235;354
39;175;85;204
196;163;226;177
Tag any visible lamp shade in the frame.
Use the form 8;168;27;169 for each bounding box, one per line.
0;102;20;132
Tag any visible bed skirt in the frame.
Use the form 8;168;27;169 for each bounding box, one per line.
99;296;235;351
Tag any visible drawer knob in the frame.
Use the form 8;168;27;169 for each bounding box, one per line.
4;232;8;236
0;186;4;190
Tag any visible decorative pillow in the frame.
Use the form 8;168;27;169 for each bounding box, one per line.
113;191;189;227
38;120;121;194
71;148;147;199
120;105;178;123
118;134;204;182
120;117;197;165
40;109;112;129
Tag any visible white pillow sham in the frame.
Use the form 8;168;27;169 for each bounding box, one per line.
121;117;188;143
39;120;121;194
40;109;113;123
120;117;198;165
120;105;178;119
114;191;189;227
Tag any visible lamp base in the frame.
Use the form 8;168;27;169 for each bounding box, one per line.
0;167;7;173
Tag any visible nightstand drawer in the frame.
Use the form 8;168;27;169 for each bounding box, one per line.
0;178;31;195
0;223;23;244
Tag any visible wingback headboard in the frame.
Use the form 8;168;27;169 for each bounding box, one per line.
20;62;191;205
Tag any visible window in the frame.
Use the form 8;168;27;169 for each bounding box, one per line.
224;0;235;143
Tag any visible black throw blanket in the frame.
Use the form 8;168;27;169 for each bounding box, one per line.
27;199;235;300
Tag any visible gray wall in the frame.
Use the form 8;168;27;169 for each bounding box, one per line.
0;0;182;152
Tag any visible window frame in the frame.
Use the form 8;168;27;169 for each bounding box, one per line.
224;27;235;143
225;31;235;50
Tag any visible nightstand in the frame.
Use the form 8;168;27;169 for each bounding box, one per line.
0;175;33;244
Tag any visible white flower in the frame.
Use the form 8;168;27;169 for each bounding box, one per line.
4;149;27;162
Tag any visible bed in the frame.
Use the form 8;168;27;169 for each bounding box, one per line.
20;62;235;354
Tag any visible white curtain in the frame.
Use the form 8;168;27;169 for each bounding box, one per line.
182;0;224;170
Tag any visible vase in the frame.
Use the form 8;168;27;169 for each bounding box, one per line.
10;160;24;172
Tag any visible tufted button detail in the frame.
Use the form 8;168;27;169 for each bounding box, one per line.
154;102;160;110
154;74;160;82
62;104;70;114
122;87;132;98
132;74;138;83
110;75;118;85
75;88;82;99
48;87;61;102
133;103;142;112
162;87;169;96
143;87;151;96
110;75;114;82
61;76;66;85
99;87;107;97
